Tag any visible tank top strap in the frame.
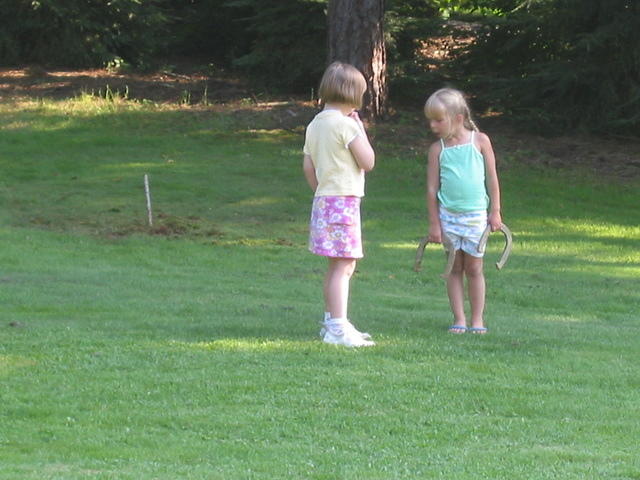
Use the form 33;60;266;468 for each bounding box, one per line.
440;138;445;149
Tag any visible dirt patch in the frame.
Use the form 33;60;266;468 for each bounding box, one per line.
0;64;247;104
417;20;479;70
486;120;640;182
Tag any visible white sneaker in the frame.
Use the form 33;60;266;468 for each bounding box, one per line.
353;322;373;341
322;320;375;347
320;319;372;341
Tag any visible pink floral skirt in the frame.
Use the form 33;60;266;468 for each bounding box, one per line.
308;196;363;259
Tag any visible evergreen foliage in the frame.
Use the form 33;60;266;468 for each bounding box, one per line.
170;0;253;66
459;0;640;133
223;0;328;92
0;0;171;67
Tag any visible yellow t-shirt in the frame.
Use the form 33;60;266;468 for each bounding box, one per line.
303;110;365;197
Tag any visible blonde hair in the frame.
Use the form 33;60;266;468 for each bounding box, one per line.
318;62;367;109
424;88;479;135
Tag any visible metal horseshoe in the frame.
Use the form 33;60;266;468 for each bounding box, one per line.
413;234;456;278
477;224;513;270
413;223;513;276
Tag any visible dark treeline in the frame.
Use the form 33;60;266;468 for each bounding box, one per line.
1;0;638;134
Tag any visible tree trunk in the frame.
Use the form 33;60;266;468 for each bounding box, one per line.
327;0;387;119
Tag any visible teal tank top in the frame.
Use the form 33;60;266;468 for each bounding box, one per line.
437;131;489;212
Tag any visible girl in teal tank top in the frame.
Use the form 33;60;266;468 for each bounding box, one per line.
424;88;503;335
437;130;489;212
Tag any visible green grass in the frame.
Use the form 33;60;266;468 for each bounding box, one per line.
1;95;639;479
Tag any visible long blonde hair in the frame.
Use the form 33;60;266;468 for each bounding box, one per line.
424;88;479;135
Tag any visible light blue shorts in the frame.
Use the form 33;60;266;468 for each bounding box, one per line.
439;207;487;258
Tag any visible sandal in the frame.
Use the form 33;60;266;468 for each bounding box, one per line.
468;327;488;334
448;325;467;334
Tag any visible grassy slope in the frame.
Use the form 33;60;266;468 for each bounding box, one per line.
0;97;639;479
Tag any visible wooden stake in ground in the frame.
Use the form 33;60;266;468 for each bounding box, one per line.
144;174;153;226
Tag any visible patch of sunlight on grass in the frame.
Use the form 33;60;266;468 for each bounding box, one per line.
550;263;640;279
521;243;640;265
0;354;37;377
379;241;418;250
379;240;505;255
244;128;290;139
541;314;590;324
0;114;74;132
231;196;284;207
210;237;303;247
253;101;291;108
0;99;38;111
188;129;224;137
103;162;164;171
519;237;638;253
517;219;640;239
550;219;640;237
1;121;31;130
2;96;150;118
166;338;316;352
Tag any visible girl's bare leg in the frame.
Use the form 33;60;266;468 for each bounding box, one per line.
324;257;356;319
446;251;466;327
465;255;486;329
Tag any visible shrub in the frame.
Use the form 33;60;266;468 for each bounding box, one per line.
0;0;171;67
224;0;327;93
458;0;640;134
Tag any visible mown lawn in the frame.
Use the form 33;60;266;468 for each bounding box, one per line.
1;95;639;479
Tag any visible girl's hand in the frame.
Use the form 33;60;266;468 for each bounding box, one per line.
488;211;503;232
427;226;442;244
348;110;366;132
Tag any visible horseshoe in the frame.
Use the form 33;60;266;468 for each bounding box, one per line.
413;234;457;278
477;224;513;270
414;223;513;276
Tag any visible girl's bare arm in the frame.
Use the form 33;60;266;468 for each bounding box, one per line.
348;111;375;172
479;132;502;230
426;142;442;242
303;154;318;191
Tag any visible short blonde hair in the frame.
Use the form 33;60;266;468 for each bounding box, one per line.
424;88;478;132
318;62;367;109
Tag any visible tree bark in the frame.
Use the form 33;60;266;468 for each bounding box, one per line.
327;0;387;119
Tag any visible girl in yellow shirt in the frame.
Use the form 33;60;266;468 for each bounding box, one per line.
303;62;376;347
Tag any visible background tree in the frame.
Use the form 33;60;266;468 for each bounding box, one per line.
327;0;387;118
2;0;640;135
